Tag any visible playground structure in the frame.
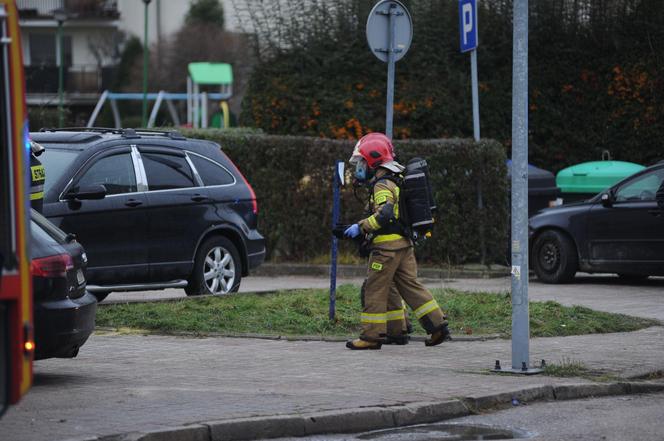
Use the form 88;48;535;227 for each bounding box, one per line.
87;62;233;129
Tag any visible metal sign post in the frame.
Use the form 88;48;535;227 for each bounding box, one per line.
329;161;345;320
459;0;480;142
366;0;412;140
494;0;542;375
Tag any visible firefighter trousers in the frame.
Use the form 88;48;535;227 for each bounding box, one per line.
360;246;447;342
361;281;411;337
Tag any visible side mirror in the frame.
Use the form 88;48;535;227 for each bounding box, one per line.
601;192;613;207
65;184;107;201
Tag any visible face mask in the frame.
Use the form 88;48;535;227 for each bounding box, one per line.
354;160;372;181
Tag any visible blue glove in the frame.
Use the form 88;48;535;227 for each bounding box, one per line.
344;224;361;238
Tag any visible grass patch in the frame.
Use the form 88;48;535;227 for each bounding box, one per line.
96;286;659;338
543;358;622;382
543;358;590;377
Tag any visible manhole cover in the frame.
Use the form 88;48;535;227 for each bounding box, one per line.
357;423;529;441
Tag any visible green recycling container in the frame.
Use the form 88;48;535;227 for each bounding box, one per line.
556;160;645;203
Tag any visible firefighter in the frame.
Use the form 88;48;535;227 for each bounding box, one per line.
29;140;46;213
344;134;450;350
353;133;412;345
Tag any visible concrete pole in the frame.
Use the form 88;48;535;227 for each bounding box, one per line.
511;0;530;371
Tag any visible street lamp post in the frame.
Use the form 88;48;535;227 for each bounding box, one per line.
142;0;152;128
53;8;67;128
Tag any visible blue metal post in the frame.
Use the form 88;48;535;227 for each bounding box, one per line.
329;160;343;320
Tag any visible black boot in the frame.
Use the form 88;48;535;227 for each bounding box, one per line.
425;324;451;347
346;339;382;350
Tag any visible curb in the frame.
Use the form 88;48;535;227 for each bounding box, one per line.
92;327;503;343
75;380;664;441
253;263;509;280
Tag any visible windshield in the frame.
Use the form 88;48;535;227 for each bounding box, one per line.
39;148;79;195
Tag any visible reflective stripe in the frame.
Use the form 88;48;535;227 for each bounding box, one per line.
394;187;400;219
30;191;44;200
367;215;380;230
374;190;392;205
361;312;387;324
373;233;404;244
386;309;405;321
414;300;439;319
30;184;44;193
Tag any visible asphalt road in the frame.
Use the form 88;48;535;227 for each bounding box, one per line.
265;392;664;441
449;392;664;441
104;273;664;322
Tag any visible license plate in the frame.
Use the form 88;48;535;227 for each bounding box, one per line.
76;269;85;285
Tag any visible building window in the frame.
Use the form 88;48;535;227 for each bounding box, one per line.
29;33;72;67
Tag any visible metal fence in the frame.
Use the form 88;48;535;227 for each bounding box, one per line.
25;64;117;94
16;0;63;16
17;0;119;18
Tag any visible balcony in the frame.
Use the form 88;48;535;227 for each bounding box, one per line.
25;64;117;97
17;0;119;20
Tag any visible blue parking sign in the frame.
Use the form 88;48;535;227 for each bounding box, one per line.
459;0;478;53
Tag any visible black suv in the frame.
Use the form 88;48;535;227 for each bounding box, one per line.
33;128;265;300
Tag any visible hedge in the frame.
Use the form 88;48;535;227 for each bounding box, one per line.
182;129;508;265
238;0;664;172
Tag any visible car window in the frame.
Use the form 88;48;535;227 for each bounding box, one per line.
189;154;235;186
142;152;196;191
615;168;664;202
76;153;137;196
38;148;79;194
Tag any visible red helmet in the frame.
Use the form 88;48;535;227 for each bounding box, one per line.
359;132;394;156
352;133;394;169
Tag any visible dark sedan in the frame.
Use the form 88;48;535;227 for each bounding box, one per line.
529;162;664;283
31;210;97;360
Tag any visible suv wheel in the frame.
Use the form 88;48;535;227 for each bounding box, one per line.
186;236;242;296
532;229;578;284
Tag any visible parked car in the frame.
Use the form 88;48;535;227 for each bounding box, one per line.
31;210;97;360
32;128;266;301
529;162;664;283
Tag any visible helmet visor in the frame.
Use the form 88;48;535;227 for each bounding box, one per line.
349;140;362;164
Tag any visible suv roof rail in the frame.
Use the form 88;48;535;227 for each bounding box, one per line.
131;129;186;140
40;127;123;134
38;127;186;140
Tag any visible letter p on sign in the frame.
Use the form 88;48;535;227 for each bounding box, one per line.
459;0;477;53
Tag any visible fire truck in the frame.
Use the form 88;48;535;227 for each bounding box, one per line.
0;0;33;417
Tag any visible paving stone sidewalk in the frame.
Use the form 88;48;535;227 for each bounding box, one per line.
1;326;663;441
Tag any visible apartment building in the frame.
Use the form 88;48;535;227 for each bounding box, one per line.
18;0;238;119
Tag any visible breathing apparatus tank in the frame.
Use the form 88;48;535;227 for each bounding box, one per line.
401;157;436;237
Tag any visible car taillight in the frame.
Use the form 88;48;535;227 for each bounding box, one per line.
248;185;258;215
238;172;258;215
227;156;258;215
31;254;74;278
